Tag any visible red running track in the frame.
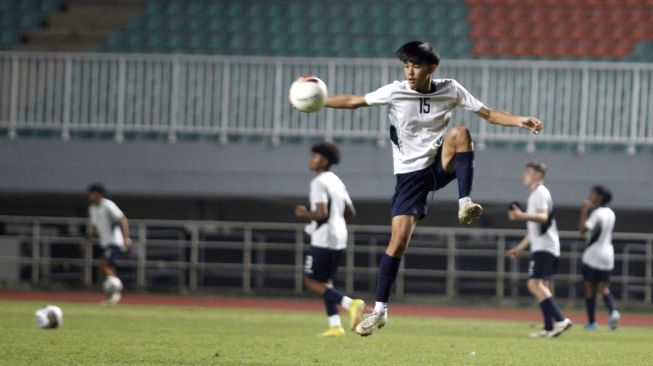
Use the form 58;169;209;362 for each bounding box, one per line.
2;290;652;328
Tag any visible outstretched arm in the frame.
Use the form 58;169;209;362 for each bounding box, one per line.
476;107;543;134
324;95;368;109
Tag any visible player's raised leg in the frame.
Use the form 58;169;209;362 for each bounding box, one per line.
356;215;416;336
440;125;483;225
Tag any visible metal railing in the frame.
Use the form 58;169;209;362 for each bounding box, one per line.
1;52;652;153
0;215;651;303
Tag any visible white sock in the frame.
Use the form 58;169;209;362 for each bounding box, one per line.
328;315;342;328
459;196;472;210
374;301;387;315
340;296;352;310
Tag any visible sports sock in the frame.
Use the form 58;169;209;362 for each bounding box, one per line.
603;293;617;313
374;301;387;315
323;288;345;307
324;297;339;317
328;314;342;328
375;254;401;306
585;297;596;324
340;296;352;310
542;297;565;322
454;151;474;199
539;301;553;331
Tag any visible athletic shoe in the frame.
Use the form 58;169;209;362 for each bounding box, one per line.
355;312;386;337
583;322;598;331
609;310;621;330
529;329;553;338
550;318;572;337
348;299;365;331
319;326;345;337
458;201;483;225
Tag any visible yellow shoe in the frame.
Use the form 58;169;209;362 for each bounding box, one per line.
348;299;365;331
319;326;345;337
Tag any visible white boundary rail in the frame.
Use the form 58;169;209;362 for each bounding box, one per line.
0;215;651;304
1;52;652;153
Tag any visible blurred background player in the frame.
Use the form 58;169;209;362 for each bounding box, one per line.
506;162;572;338
323;40;542;336
294;142;365;337
83;183;131;305
579;185;620;330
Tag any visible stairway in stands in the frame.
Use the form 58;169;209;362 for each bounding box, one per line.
11;0;147;52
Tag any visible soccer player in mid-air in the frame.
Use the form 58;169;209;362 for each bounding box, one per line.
506;162;572;337
84;183;131;305
578;185;620;330
323;41;543;336
295;142;365;336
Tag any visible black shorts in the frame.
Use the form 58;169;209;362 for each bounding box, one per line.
390;145;457;219
583;264;612;283
528;251;559;280
303;246;343;283
101;245;122;268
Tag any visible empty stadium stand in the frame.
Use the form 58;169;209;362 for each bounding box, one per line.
467;0;653;60
2;0;652;61
98;0;473;59
1;0;146;52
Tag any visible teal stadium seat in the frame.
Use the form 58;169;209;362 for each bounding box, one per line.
98;0;477;59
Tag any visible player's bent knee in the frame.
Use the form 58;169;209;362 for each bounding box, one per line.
449;125;471;141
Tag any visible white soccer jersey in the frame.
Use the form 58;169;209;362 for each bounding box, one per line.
582;206;616;270
527;184;560;256
89;198;126;248
306;171;352;250
365;79;485;174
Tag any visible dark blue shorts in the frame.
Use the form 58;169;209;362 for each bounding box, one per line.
583;264;612;283
303;246;343;283
391;145;456;219
528;251;559;280
101;245;122;268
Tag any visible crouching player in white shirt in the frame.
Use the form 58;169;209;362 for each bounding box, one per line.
507;162;572;338
84;183;132;305
579;185;620;330
295;142;365;337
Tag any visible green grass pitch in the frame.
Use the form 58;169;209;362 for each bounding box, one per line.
2;300;653;365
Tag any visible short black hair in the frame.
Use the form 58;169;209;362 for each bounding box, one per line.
526;161;548;176
311;142;340;167
592;185;613;205
396;41;440;66
88;183;106;195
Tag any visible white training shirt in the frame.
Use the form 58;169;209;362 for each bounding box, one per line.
582;206;616;270
365;79;485;174
526;184;560;257
89;198;126;249
306;171;352;250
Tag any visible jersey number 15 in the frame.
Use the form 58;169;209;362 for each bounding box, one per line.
419;98;430;113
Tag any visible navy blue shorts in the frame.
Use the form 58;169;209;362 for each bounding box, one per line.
304;246;343;283
528;251;559;280
391;145;456;219
101;245;122;268
583;264;612;283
